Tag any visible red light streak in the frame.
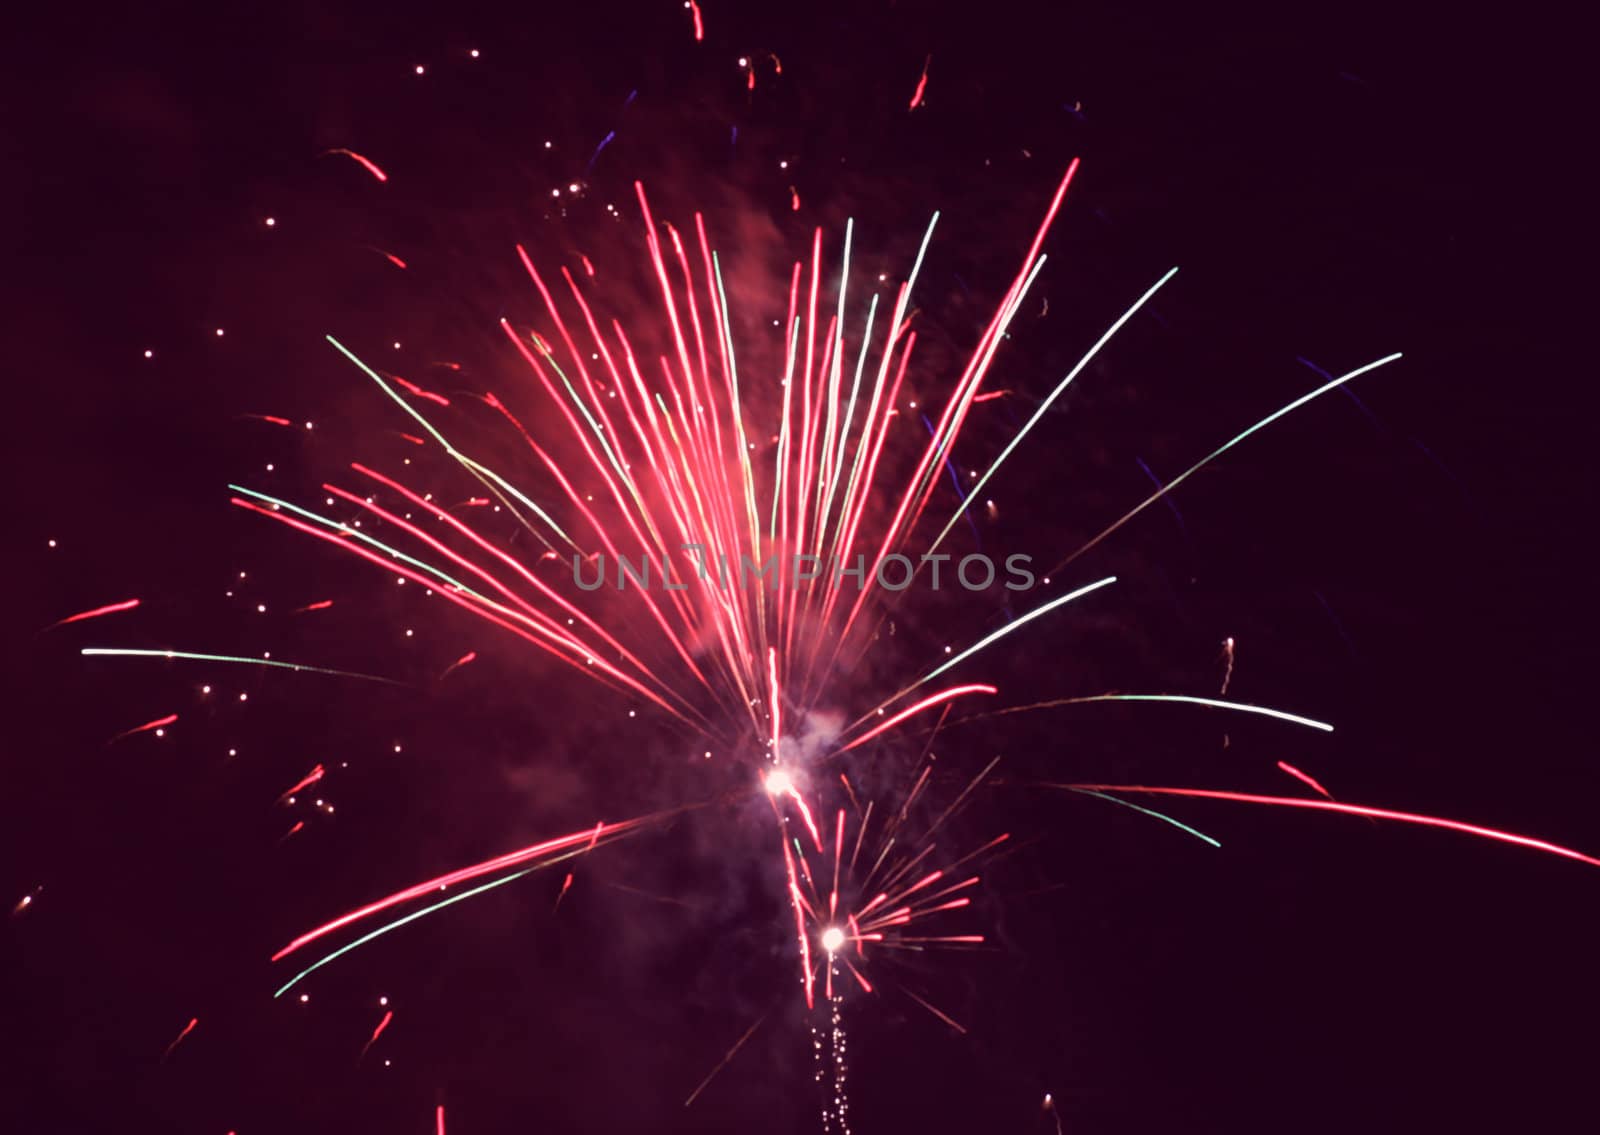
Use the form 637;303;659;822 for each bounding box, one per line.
47;598;140;629
162;1017;198;1059
1064;785;1600;868
110;713;177;743
909;55;931;110
841;684;996;751
1276;760;1333;799
392;376;449;406
324;148;389;182
278;764;325;801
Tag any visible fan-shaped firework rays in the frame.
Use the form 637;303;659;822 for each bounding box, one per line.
82;159;1596;1128
246;166;1108;1006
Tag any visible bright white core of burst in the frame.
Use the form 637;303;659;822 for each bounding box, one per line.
821;926;845;953
764;769;793;796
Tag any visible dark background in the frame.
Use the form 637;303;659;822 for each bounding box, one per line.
4;1;1595;1132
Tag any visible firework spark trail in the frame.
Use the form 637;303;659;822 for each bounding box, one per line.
1067;788;1221;848
438;651;477;679
109;713;176;742
1137;456;1188;535
326;467;673;699
324;148;388;182
296;599;334;612
325;337;570;551
823;191;1071;678
960;693;1333;732
162;1017;198;1060
226;496;695;725
902;986;966;1033
278;764;325;802
44;598;140;631
585;130;617;175
82;648;400;685
684;1011;770;1108
801;165;1073;686
908;55;931;109
926;266;1180;554
271;813;665;962
1049;352;1404;574
554;821;606;911
424;383;714;698
359;1009;394;1058
768;646;783;753
903;577;1117;695
840;684;997;752
391;374;450;407
1277;760;1333;799
921;411;982;547
1219;636;1236;748
1044;1093;1064;1135
1056;786;1600;868
782;835;816;1009
275;866;536;998
924;755;1002;839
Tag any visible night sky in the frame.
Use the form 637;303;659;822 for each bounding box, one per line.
5;2;1596;1132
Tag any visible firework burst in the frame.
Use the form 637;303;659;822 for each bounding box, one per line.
77;148;1593;1131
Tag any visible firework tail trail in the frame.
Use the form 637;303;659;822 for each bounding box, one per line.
42;598;140;631
1052;786;1600;868
952;693;1333;732
1277;760;1334;799
1048;353;1404;575
817;162;1081;688
438;650;477;679
323;148;388;181
271;813;669;962
225;495;701;729
684;1010;771;1108
109;713;177;743
554;821;605;911
839;684;997;751
1066;788;1221;848
925;266;1180;554
359;1009;394;1059
81;647;400;686
278;764;324;802
161;1017;198;1060
276;863;554;997
885;577;1118;704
